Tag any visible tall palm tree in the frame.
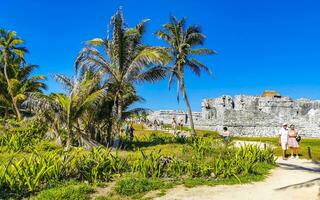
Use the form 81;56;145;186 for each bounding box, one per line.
77;10;170;143
0;29;28;120
156;16;215;136
0;29;45;120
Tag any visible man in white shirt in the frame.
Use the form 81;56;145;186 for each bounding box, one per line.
278;123;289;160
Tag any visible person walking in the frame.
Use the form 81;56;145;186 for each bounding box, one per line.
288;124;299;159
129;123;135;142
277;123;289;160
171;117;177;135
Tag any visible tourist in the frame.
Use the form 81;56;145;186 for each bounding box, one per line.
179;118;184;130
124;121;129;135
160;120;164;130
277;123;289;160
171;117;177;134
153;119;158;130
129;123;135;142
222;127;231;141
288;124;299;159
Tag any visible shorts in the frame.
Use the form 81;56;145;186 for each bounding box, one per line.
281;141;288;150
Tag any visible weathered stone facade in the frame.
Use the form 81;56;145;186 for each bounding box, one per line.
148;93;320;137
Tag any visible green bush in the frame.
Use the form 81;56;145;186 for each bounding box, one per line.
0;119;47;151
0;147;129;197
76;147;128;184
132;150;165;178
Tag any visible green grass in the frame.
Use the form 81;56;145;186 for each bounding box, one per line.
236;136;320;161
31;181;94;200
114;175;173;198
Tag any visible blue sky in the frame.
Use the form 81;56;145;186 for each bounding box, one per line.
1;0;320;111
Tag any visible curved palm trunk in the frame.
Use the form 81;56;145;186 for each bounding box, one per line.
4;57;22;121
180;76;196;136
12;98;22;121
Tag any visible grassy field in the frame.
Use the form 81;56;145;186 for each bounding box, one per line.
153;124;320;161
236;136;320;161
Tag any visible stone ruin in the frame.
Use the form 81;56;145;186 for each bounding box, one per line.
148;91;320;137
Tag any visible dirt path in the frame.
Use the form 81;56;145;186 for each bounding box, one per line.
155;158;320;200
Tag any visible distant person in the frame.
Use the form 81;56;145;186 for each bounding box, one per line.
179;119;184;130
129;123;135;142
222;127;231;141
277;123;289;160
153;119;158;130
171;117;177;134
124;121;129;135
288;124;299;159
160;121;164;130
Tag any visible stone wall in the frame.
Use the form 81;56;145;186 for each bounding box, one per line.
148;94;320;137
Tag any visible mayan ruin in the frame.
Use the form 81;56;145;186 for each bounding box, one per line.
148;91;320;137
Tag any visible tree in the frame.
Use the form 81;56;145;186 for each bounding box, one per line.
27;69;108;148
77;10;169;144
0;29;46;120
156;16;215;136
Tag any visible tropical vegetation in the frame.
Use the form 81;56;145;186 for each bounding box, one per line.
4;8;317;200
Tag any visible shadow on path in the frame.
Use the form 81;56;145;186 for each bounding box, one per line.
277;162;320;173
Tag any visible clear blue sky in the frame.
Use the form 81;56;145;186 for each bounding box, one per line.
1;0;320;111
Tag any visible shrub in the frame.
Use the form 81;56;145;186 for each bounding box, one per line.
131;150;166;178
75;147;128;184
0;120;47;151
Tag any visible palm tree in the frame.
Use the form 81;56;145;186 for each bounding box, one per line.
27;69;108;148
156;16;215;136
77;10;170;143
0;29;28;120
0;29;46;120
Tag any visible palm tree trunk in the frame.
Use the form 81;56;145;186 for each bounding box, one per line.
12;98;22;121
180;76;196;136
112;96;123;148
66;128;73;149
3;56;9;85
4;56;22;121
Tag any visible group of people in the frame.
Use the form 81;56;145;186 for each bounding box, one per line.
171;117;184;134
278;123;300;160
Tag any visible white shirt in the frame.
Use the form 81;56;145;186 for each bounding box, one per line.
278;127;288;142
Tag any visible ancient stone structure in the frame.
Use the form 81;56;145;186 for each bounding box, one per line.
148;91;320;137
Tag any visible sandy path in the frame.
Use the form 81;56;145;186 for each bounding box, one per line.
155;158;320;200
